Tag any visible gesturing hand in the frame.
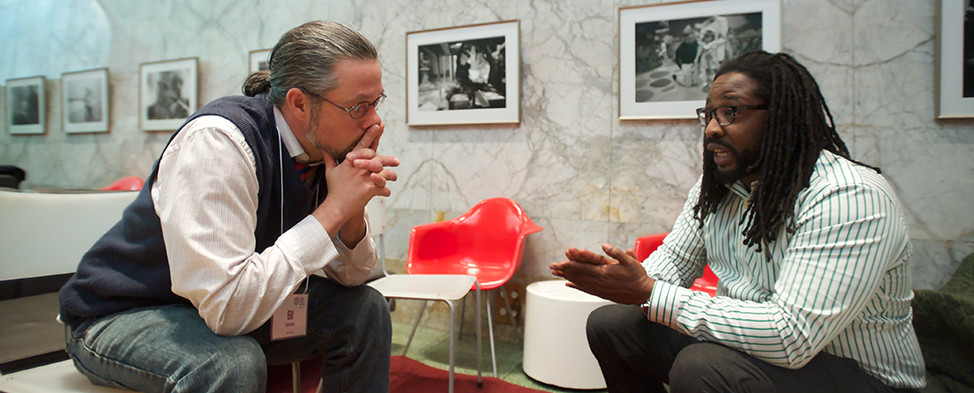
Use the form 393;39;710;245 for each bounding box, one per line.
549;243;655;305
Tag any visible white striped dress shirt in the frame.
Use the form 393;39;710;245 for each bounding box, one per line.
644;150;925;389
152;109;376;337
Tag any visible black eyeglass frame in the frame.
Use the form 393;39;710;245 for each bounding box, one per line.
695;104;768;128
302;88;386;119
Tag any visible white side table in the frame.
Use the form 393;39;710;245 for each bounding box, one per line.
522;280;613;389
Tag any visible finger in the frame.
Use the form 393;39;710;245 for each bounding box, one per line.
567;248;607;265
369;173;387;188
356;124;383;151
378;169;397;182
602;243;632;262
345;148;377;163
353;158;384;173
322;152;338;171
370;123;384;151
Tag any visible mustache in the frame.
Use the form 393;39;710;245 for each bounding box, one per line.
704;137;736;153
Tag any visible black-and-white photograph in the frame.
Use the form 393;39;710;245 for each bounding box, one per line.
416;37;507;111
635;13;763;103
619;0;781;120
62;68;109;133
6;75;46;135
407;20;520;126
139;57;198;131
145;70;190;120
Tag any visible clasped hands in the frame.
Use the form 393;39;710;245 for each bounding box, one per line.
549;243;655;305
316;123;399;240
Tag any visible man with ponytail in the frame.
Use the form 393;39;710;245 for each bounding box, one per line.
551;51;924;393
60;21;397;392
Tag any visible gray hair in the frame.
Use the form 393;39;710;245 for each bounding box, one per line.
242;21;378;103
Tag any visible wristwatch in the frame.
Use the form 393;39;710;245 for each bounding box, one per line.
639;299;651;317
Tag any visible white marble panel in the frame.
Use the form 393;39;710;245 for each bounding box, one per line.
0;0;971;292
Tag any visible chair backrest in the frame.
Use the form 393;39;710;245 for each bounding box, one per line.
100;176;144;191
0;190;138;281
634;232;717;296
634;232;668;262
407;198;541;289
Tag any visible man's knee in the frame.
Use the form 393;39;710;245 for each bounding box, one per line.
668;342;772;392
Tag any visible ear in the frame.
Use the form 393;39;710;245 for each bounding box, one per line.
284;87;312;122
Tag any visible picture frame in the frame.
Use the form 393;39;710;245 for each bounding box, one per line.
406;20;520;126
61;68;110;134
6;75;46;135
249;48;272;74
619;0;781;120
139;57;198;131
936;0;974;118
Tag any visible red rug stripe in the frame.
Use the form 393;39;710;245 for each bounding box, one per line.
391;355;549;393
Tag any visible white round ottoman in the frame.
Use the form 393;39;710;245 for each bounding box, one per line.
522;280;613;389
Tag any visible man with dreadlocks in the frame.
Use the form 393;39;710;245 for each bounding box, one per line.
551;51;925;393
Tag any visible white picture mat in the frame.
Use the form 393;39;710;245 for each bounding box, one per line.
249;48;271;74
6;76;46;135
619;0;781;120
62;68;110;134
406;20;520;126
139;57;198;131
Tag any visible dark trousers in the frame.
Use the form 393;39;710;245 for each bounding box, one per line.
586;304;910;393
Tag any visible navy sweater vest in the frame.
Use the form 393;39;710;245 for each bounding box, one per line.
59;94;324;329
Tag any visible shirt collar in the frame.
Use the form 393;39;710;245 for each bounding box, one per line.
274;106;322;166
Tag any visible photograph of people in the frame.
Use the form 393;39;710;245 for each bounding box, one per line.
415;37;506;111
146;70;190;120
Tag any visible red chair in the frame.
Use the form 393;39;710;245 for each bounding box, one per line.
634;233;717;297
100;176;144;191
402;198;542;377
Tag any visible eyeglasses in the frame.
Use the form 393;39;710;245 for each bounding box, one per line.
303;89;386;119
695;104;768;128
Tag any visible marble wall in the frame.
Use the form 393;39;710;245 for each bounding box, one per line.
1;0;972;295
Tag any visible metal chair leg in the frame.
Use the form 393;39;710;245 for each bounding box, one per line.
485;292;498;377
446;300;456;393
473;282;483;387
291;360;301;393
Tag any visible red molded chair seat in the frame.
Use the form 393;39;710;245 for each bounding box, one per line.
634;233;717;297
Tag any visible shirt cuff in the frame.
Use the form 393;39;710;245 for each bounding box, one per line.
277;215;337;275
646;280;691;328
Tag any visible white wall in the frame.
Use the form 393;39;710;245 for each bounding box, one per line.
1;0;971;290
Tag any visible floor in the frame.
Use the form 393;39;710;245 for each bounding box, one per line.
391;319;607;393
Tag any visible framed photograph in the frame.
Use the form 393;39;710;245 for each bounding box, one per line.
6;75;46;135
139;57;198;131
61;68;110;134
249;48;272;74
619;0;781;120
936;0;974;118
406;20;520;126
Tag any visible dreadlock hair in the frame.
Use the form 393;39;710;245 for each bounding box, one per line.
692;51;879;252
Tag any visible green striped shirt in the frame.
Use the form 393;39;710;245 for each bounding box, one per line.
644;150;925;389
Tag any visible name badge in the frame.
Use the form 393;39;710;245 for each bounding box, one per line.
271;293;308;341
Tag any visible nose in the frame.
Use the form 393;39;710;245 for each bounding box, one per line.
703;116;724;140
360;105;382;128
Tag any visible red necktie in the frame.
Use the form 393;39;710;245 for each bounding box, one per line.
294;163;315;181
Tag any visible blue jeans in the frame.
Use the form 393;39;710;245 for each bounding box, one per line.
65;276;391;393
